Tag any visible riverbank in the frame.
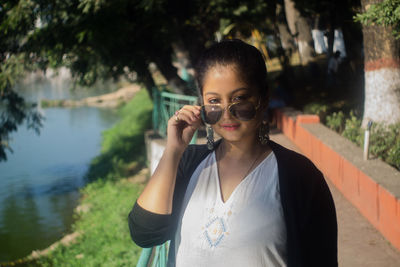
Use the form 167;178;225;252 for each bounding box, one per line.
17;88;152;266
40;84;141;108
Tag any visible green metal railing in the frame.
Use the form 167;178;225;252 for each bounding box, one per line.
137;242;169;267
152;86;199;143
137;87;198;267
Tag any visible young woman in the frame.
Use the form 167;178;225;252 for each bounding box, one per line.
129;39;337;267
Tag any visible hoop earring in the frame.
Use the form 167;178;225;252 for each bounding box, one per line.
258;120;270;145
206;125;215;150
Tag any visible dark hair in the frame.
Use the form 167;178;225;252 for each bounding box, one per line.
195;39;268;101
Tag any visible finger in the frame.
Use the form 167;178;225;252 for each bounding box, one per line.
178;108;200;122
181;105;201;117
169;110;194;126
174;110;199;125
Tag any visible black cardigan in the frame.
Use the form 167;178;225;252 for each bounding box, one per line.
129;140;338;267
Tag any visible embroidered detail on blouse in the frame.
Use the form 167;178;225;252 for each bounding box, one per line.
203;217;227;247
201;204;234;248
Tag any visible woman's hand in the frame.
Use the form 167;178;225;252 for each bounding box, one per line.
137;105;201;215
166;105;202;153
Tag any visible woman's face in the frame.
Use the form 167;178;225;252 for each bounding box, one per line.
201;65;265;143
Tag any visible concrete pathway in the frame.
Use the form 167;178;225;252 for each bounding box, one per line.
270;131;400;267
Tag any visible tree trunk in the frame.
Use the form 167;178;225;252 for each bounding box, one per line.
361;0;400;126
275;2;295;58
296;17;315;65
284;0;315;65
274;1;296;95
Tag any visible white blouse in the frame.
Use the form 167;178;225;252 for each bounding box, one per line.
169;151;287;267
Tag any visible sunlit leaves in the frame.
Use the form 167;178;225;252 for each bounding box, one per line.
0;0;37;34
355;0;400;39
78;0;107;14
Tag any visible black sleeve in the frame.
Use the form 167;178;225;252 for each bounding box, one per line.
127;152;188;248
128;202;172;248
304;167;338;267
271;140;337;267
127;144;210;248
127;149;188;248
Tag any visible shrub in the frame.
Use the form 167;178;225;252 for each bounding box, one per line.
326;111;346;133
342;111;363;145
325;109;400;171
387;140;400;170
303;102;329;122
86;89;153;181
369;123;400;170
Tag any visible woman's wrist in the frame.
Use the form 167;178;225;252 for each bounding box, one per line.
164;143;186;159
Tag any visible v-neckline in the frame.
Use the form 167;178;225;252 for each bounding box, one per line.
213;151;273;205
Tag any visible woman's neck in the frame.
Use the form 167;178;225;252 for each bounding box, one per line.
218;136;266;161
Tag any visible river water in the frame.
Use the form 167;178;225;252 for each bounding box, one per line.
0;75;120;262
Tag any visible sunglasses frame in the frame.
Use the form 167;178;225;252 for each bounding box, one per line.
201;100;261;125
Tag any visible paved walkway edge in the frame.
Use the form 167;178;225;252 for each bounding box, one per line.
275;107;400;251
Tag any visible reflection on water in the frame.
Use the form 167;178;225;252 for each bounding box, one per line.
0;78;120;261
15;71;115;103
0;189;79;262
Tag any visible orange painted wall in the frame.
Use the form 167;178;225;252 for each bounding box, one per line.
275;109;400;251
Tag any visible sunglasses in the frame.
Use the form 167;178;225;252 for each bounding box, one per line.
201;101;260;125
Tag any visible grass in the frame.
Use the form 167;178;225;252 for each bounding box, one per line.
40;99;67;108
29;88;152;266
34;180;145;267
86;89;153;181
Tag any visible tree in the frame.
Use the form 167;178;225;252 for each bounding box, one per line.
0;0;275;161
284;0;315;65
356;0;400;39
0;1;43;161
356;0;400;125
2;0;274;93
273;0;296;71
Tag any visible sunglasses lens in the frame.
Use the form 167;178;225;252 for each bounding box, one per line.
201;105;222;124
201;102;257;124
229;102;256;121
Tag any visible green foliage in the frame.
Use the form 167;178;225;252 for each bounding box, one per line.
0;54;26;90
325;110;400;170
0;55;44;161
40;99;65;108
368;123;400;169
355;0;400;39
0;0;276;161
387;137;400;169
326;111;346;133
0;0;274;89
342;111;363;145
303;102;328;122
33;179;145;267
86;89;153;181
0;0;45;162
31;88;152;266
